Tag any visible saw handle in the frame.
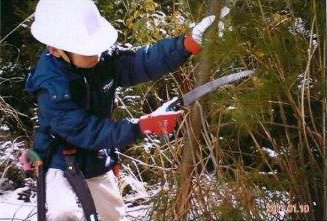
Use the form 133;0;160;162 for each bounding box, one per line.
166;98;184;112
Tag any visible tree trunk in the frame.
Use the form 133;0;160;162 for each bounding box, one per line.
174;1;223;219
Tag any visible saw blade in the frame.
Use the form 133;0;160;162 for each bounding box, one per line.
182;70;254;105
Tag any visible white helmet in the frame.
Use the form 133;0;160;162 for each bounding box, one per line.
31;0;118;56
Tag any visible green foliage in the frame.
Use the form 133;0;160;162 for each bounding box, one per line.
99;0;189;45
197;0;324;219
0;1;40;137
142;0;324;219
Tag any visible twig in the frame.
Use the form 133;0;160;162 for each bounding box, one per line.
119;152;175;171
0;202;36;207
0;14;34;44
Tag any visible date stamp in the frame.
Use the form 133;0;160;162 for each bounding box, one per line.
266;203;310;214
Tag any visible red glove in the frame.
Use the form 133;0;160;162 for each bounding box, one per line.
139;111;183;136
184;35;202;55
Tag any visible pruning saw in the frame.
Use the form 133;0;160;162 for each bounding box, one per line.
167;70;254;110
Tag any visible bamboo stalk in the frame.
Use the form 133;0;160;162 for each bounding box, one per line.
323;0;327;219
174;1;223;219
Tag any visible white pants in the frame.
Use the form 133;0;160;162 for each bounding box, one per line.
45;168;127;221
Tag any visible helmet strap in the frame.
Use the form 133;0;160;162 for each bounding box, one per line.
61;50;79;69
62;50;73;64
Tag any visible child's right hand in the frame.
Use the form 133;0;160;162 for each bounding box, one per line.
138;98;184;136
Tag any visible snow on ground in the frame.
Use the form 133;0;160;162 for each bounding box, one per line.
0;171;291;221
0;173;152;221
0;139;289;221
0;138;289;220
262;147;277;158
0;191;150;221
0;187;37;221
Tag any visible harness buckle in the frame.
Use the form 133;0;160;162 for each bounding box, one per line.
63;148;77;155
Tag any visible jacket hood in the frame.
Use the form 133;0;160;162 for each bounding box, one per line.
26;51;80;102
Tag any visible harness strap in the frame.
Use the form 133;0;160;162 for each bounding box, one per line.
37;165;46;221
63;153;100;221
35;137;64;221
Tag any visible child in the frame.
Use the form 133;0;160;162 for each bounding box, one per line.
26;0;215;220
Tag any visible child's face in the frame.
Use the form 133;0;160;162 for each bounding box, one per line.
49;47;100;68
65;52;100;68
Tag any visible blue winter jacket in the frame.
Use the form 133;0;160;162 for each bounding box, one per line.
26;36;190;178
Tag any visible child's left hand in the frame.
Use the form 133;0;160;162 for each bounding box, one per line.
191;15;216;45
184;15;216;55
184;7;230;55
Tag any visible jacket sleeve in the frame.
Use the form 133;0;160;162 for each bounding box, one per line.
38;92;140;151
111;36;191;87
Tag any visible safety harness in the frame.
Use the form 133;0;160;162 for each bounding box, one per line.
27;137;100;221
